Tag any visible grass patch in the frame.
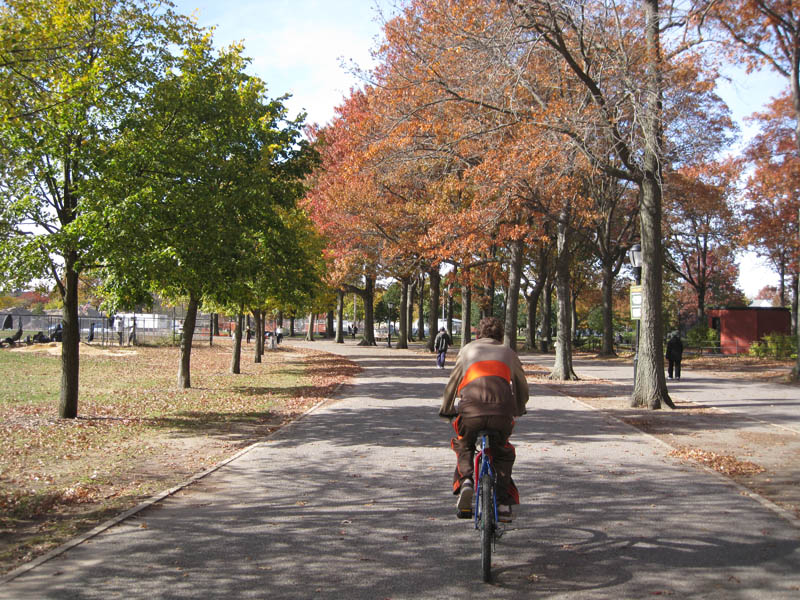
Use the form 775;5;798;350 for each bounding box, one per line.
0;340;359;574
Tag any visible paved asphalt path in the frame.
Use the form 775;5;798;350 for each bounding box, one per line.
2;341;800;599
532;354;800;434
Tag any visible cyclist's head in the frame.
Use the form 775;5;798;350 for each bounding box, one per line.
477;317;503;342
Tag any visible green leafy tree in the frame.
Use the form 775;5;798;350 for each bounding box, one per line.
0;0;193;418
95;35;312;388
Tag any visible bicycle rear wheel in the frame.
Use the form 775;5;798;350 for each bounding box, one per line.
479;472;494;582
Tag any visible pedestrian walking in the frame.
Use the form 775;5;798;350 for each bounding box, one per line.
434;327;452;369
666;331;683;380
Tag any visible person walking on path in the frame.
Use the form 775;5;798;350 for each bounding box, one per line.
438;317;529;523
666;331;684;380
434;327;452;369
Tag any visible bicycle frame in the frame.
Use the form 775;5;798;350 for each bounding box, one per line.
473;432;497;529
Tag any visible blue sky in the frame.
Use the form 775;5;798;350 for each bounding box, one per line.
172;0;394;126
171;0;787;297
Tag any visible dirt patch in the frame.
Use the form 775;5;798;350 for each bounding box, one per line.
10;342;137;357
533;367;800;521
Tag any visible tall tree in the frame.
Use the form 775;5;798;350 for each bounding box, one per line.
663;162;741;325
701;0;800;378
741;93;800;334
0;0;193;417
369;0;731;400
97;36;311;387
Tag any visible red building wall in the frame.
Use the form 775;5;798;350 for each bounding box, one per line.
708;307;791;355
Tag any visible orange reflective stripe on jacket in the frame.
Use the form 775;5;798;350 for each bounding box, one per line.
457;360;511;393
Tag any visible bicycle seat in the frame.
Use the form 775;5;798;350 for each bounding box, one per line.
476;430;501;443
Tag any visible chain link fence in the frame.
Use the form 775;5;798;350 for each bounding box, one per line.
0;311;234;347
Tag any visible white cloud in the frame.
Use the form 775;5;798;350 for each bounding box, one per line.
173;0;391;125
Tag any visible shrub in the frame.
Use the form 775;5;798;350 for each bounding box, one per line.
749;333;797;359
686;324;719;348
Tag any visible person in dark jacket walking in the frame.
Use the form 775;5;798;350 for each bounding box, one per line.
666;331;684;380
439;317;529;522
433;327;452;369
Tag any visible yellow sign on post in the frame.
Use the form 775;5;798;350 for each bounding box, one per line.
630;285;642;320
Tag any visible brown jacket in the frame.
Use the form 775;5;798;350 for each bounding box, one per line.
439;337;529;419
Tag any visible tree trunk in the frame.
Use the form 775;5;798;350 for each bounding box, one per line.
447;291;454;339
427;267;441;352
407;279;416;341
398;277;409;349
600;261;617;356
503;239;524;350
780;261;787;307
571;287;579;344
540;278;553;353
277;310;284;327
58;256;80;418
524;287;541;351
326;310;334;338
696;283;707;327
792;264;800;381
359;275;377;346
289;315;295;337
230;311;243;374
462;282;472;347
417;272;426;340
633;0;672;409
178;295;198;389
793;264;800;381
483;276;496;318
212;313;219;336
336;290;345;343
253;310;263;363
306;312;315;341
792;271;799;336
550;215;577;380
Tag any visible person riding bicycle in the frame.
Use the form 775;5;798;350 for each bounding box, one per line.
439;317;529;523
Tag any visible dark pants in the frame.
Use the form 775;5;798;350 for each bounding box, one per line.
450;415;518;504
668;358;681;379
437;350;447;368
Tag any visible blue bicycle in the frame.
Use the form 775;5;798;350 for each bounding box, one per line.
473;430;504;582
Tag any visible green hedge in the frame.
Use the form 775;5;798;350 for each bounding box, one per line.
748;333;798;359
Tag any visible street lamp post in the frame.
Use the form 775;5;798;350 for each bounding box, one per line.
629;244;643;391
387;303;393;348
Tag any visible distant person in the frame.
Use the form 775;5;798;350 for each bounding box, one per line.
276;325;284;344
352;325;358;340
666;331;683;380
434;327;452;369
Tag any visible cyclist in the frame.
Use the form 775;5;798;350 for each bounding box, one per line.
439;317;529;522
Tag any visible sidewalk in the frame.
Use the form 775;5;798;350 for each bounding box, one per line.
2;341;799;598
530;353;800;433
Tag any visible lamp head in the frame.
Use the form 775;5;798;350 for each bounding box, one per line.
629;244;642;269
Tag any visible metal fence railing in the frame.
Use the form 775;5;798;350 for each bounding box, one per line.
0;311;235;347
